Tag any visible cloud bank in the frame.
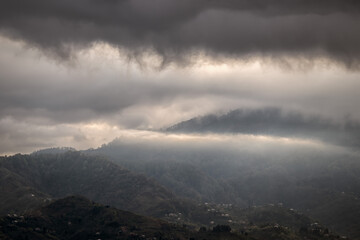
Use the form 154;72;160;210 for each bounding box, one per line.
1;0;360;67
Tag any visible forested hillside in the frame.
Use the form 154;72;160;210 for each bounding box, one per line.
0;152;187;218
92;138;360;238
0;196;343;240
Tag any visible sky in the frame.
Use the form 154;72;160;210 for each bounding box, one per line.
1;0;360;155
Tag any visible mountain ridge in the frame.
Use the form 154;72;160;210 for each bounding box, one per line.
165;107;360;148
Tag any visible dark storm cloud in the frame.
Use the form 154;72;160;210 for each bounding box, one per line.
1;0;360;66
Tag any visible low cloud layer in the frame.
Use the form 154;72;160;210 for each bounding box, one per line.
1;1;360;154
1;38;360;127
1;0;360;67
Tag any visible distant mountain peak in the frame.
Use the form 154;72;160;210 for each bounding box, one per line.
166;107;360;148
31;147;77;155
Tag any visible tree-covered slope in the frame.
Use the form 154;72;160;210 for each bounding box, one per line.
92;139;360;238
0;152;185;218
0;196;344;240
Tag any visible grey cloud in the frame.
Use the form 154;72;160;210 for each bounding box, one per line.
0;41;252;125
0;66;219;124
1;0;360;67
1;38;360;127
0;117;68;154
